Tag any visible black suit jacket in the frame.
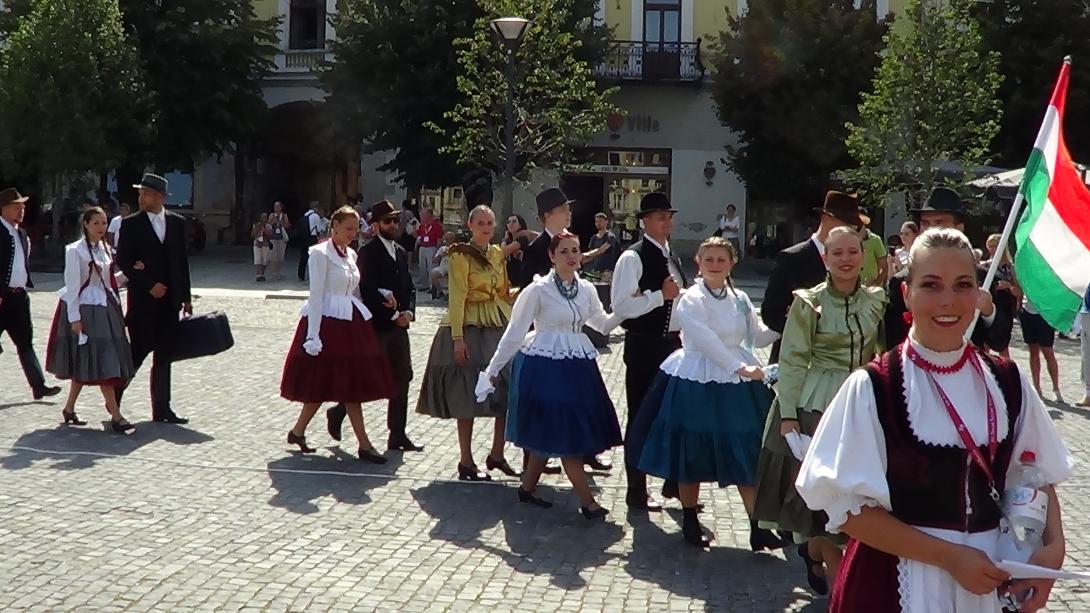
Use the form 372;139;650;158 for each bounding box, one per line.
115;210;192;328
0;224;32;290
761;239;826;335
517;231;552;289
359;236;415;333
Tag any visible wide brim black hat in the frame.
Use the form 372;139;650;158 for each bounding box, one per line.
636;192;677;218
536;187;574;217
367;199;401;222
132;173;170;195
909;186;968;218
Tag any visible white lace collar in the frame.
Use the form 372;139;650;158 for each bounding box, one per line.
906;336;969;369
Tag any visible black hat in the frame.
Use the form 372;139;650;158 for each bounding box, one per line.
0;188;29;208
636;192;677;218
813;191;862;227
536;187;573;218
910;186;968;220
132;173;169;195
367;199;401;223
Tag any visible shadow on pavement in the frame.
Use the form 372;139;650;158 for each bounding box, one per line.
0;422;214;471
624;511;821;612
266;447;403;514
412;480;625;590
0;400;52;412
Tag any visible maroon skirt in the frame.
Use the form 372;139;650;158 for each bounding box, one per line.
280;311;395;403
829;538;902;612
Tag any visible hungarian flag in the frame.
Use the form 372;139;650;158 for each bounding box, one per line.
1013;57;1090;332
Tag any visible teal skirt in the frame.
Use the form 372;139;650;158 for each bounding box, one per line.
633;372;773;486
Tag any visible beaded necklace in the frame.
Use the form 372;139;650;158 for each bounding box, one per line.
554;272;579;301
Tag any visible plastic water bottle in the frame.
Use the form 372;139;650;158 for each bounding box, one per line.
1003;451;1049;553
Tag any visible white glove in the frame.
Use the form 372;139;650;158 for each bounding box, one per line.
303;337;323;356
475;371;496;403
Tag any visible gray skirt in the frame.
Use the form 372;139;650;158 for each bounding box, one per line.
415;325;509;419
46;300;135;385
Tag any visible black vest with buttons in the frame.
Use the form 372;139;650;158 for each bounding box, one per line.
1;225;32;289
620;239;678;335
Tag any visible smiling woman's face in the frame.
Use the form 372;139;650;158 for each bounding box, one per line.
904;246;979;350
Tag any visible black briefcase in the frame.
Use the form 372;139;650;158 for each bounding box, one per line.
170;311;234;361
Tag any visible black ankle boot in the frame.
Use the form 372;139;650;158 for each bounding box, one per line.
749;518;787;552
681;507;711;548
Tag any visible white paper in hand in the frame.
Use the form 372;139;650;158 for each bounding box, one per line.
785;432;812;461
997;560;1090;581
78;333;89;346
474;372;495;404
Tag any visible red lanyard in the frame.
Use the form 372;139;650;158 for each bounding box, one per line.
905;344;1001;502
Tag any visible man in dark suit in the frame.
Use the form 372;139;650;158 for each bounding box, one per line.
884;186;996;349
0;188;60;400
115;174;192;424
761;191;861;362
516;187;572;289
327;200;422;451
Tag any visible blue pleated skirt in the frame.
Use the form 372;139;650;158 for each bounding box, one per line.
634;372;773;486
505;352;622;458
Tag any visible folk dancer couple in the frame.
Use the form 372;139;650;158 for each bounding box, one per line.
3;175;194;431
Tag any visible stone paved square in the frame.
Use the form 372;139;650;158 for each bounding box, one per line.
2;251;1090;612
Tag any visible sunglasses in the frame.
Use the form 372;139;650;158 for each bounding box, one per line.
378;218;398;225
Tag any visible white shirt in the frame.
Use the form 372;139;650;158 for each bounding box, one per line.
377;235;398;261
718;215;740;239
484;271;620;378
1;217;29;289
305;210;321;237
810;234;826;257
611;235;684;332
107;215;123;241
659;280;780;384
301;241;372;346
147;209;167;243
59;239;122;322
796;339;1073;613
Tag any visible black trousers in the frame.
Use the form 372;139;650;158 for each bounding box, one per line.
0;289;47;394
623;331;681;497
297;235;317;281
118;302;178;417
378;326;412;440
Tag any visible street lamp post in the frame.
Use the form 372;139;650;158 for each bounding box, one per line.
490;17;530;223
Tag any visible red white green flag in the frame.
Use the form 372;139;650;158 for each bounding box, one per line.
1013;57;1090;332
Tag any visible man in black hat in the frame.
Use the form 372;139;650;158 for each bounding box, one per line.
516;187;573;289
115;173;192;424
884;186;997;348
761;191;861;362
0;188;60;400
327;200;423;452
612;191;687;511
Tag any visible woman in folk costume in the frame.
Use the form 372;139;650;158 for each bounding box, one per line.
752;226;886;594
416;205;521;482
629;237;784;549
46;206;136;433
477;232;622;519
797;228;1072;612
281;206;395;464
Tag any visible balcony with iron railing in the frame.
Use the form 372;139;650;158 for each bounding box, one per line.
272;48;332;76
592;40;706;84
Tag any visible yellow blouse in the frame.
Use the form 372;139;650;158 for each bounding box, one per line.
443;243;513;339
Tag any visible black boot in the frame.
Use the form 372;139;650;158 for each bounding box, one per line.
681;507;711;548
748;518;787;552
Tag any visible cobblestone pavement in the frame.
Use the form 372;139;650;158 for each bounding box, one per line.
2;251;1090;612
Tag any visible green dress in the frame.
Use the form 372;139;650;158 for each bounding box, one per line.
752;280;886;541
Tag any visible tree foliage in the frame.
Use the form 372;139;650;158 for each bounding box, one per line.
0;0;144;179
710;0;887;206
843;0;1003;205
324;0;482;191
974;0;1090;167
435;0;619;203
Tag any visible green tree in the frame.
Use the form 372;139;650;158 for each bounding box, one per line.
843;0;1003;205
323;0;483;193
0;0;144;246
974;0;1090;167
710;0;887;208
435;0;620;220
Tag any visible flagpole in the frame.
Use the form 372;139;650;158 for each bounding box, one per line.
963;55;1073;342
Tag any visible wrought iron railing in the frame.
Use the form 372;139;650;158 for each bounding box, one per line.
592;40;705;82
274;49;332;73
